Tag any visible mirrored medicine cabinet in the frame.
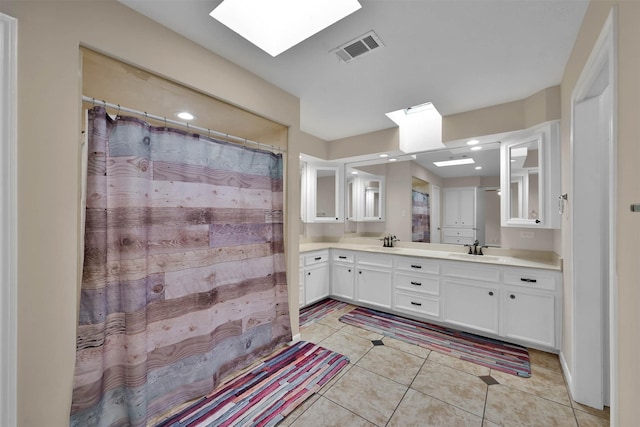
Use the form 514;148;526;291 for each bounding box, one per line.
346;172;385;222
300;160;344;223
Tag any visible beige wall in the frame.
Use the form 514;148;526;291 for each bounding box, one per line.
0;1;302;425
559;1;640;423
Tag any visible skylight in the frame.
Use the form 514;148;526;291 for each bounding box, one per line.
210;0;362;57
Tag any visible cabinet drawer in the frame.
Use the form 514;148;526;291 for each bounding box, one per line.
442;262;500;283
442;228;475;238
394;292;440;318
395;272;439;296
332;250;354;263
305;251;329;266
503;270;557;291
442;236;475;245
395;257;440;275
356;252;393;268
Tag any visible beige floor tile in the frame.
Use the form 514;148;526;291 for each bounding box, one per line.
485;384;577;426
490;364;571;406
340;323;384;341
356;344;424;385
575;409;610;427
427;350;491;377
482;420;501;427
323;365;407;426
388;388;482;427
288;396;375;427
317;314;347;330
572;400;610;420
300;322;339;343
318;362;352;396
317;330;373;364
279;394;320;426
529;348;562;372
411;360;488;416
382;336;432;359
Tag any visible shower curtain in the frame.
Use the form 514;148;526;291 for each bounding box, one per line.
71;107;291;426
412;189;430;242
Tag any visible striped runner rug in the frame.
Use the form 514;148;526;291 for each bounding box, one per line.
339;307;531;377
299;298;348;327
154;341;349;427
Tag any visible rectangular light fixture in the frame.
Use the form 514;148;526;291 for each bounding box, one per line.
210;0;362;57
433;158;475;167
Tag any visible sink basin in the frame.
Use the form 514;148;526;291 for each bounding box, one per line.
365;245;404;252
447;253;510;264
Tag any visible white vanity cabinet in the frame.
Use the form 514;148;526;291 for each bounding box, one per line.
301;250;330;306
500;268;560;348
442;262;500;335
393;256;441;319
331;250;355;300
355;252;393;309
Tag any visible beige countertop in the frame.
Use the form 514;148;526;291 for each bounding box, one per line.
299;239;562;271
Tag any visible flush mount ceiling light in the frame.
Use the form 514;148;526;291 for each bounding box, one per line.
210;0;362;57
433;158;475;167
475;166;483;170
176;111;195;120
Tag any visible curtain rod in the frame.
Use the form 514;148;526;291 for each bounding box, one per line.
82;96;285;153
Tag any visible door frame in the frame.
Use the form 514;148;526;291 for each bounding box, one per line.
0;12;18;427
569;7;617;419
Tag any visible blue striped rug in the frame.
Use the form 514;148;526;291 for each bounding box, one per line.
299;298;348;327
340;307;531;377
154;341;349;427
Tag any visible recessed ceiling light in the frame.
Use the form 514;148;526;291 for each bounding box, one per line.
351;171;358;175
467;139;480;145
379;153;388;158
475;166;482;170
210;0;362;57
434;158;475;167
470;146;482;151
389;158;397;162
176;111;195;121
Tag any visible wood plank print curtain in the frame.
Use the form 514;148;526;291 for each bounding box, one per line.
71;107;291;426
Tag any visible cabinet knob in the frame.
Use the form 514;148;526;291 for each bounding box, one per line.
359;271;362;274
348;269;351;272
488;291;494;296
307;272;311;276
510;294;516;299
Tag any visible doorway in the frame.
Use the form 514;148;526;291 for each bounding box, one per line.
570;9;616;413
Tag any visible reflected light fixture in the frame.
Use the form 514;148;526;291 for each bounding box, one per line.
379;153;388;158
388;158;397;162
210;0;362;57
434;158;475;167
466;139;480;145
470;146;482;151
475;166;482;170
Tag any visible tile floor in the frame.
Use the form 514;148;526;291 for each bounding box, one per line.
280;304;610;427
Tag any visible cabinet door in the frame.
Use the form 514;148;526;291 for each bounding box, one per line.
356;267;392;309
332;263;355;300
443;189;460;226
305;264;329;305
299;267;305;307
458;188;476;226
443;280;499;335
502;288;555;348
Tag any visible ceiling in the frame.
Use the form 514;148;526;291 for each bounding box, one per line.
119;0;589;142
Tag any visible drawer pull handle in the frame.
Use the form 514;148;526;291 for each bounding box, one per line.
410;301;422;306
410;281;422;286
488;291;494;296
410;264;422;269
314;257;322;261
520;278;537;283
510;294;516;299
338;256;347;259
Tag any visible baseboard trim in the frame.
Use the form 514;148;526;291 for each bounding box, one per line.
289;333;302;344
559;350;574;401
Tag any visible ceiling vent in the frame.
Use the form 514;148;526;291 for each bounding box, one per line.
331;30;383;63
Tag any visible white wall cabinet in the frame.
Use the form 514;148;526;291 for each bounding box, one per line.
442;187;484;245
346;173;385;222
500;121;561;229
301;161;344;223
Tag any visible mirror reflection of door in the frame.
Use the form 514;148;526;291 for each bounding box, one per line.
411;177;430;242
508;140;539;221
364;180;380;219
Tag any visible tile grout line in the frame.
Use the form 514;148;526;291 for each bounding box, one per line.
383;350;431;427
